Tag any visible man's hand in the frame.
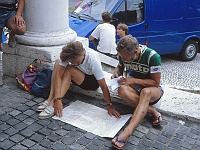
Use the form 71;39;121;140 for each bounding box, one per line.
54;100;63;118
118;77;133;86
13;15;25;27
108;106;121;118
111;72;120;79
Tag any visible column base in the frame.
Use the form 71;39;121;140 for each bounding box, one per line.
16;28;77;46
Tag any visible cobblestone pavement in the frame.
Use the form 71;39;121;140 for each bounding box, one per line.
0;76;200;150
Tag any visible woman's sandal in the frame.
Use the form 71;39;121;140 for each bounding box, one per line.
112;136;127;150
152;116;162;126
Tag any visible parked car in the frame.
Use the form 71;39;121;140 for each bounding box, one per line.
69;0;200;61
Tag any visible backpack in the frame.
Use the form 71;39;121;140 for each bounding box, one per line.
16;59;42;92
30;68;52;99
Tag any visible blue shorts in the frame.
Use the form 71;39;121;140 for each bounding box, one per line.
0;4;17;28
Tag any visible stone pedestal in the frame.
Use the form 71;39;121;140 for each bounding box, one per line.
2;0;77;77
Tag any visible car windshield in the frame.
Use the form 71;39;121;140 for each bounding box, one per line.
71;0;119;21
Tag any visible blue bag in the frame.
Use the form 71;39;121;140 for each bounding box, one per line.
30;68;52;99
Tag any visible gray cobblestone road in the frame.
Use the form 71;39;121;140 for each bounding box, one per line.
0;76;200;150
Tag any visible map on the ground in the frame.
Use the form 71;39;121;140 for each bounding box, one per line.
53;101;131;138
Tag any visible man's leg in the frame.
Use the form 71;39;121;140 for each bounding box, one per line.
6;14;26;47
112;86;162;148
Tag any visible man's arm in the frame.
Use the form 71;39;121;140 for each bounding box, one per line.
89;35;94;41
17;0;25;16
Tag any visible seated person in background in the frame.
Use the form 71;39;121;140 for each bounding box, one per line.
116;23;128;39
111;35;164;149
37;41;120;119
89;12;117;57
0;0;26;48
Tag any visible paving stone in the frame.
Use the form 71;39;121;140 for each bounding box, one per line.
47;132;62;142
140;138;153;147
26;122;43;132
137;143;150;150
153;141;165;150
39;139;54;148
184;136;196;145
0;139;15;150
62;124;75;131
5;118;20;126
156;135;169;144
38;127;52;136
174;132;185;140
70;143;85;150
25;101;37;107
128;136;141;145
0;132;9;142
0;123;10;131
187;132;198;139
168;142;182;149
132;130;145;138
30;133;45;143
190;128;200;135
10;134;25;143
12;144;28;150
8;110;21;116
56;129;68;136
30;113;40;120
14;122;28;130
91;138;105;146
51;142;67;150
23;118;35;125
23;110;36;116
180;141;193;149
29;144;46;150
145;132;158;141
77;137;91;146
86;143;100;150
161;131;174;139
84;132;96;140
21;139;35;148
15;113;29;121
47;122;60;130
20;128;35;138
4;127;19;136
62;136;75;145
16;105;30;112
136;125;149;134
163;125;176;133
172;137;182;144
37;119;51;126
67;130;83;140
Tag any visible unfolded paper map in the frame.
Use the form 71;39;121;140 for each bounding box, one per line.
53;101;131;138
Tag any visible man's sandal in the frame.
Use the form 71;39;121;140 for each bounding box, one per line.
112;136;127;150
152;116;162;126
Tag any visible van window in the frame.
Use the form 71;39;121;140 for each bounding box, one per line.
113;0;144;26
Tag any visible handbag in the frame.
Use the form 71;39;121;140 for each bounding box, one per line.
16;58;42;92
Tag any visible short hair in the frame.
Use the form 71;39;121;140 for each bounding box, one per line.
117;23;128;35
60;41;84;62
116;35;139;53
102;12;112;22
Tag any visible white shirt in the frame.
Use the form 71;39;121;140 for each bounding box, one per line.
91;23;117;55
59;48;105;81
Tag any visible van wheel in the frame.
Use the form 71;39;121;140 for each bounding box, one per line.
179;40;198;61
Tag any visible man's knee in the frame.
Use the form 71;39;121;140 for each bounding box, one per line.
141;88;151;97
15;26;26;35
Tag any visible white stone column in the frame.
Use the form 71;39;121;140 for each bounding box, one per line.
2;0;89;77
17;0;76;46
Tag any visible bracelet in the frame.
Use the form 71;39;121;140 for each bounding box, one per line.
106;103;112;106
54;97;63;101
